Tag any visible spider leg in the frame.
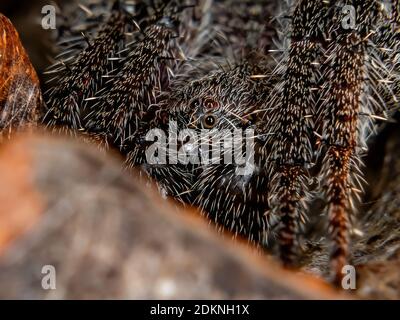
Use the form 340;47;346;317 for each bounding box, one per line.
267;0;328;266
43;4;132;132
319;0;394;283
87;19;178;147
268;0;398;278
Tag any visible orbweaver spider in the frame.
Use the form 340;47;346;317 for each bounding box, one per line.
41;0;400;283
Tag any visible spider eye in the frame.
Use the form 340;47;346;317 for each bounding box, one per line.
202;114;217;129
190;98;201;109
245;113;257;125
204;98;219;109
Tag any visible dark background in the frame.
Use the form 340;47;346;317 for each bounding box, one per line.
0;0;63;77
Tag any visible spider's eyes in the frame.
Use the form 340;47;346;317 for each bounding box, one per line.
189;97;219;111
204;98;219;110
202;114;218;129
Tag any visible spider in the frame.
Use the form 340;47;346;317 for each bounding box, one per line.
41;0;400;284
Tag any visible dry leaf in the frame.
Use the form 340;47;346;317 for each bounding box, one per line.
0;134;345;299
0;13;41;137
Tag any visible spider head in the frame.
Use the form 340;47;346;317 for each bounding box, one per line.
182;95;258;133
